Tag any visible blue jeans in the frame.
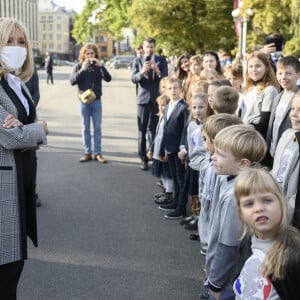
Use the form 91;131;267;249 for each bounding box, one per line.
79;99;102;154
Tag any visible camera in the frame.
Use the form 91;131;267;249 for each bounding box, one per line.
145;56;151;62
89;59;94;65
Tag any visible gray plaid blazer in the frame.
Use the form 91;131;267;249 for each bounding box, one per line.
0;74;47;265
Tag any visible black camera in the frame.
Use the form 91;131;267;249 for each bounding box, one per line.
145;56;151;62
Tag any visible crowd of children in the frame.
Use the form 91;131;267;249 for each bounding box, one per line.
147;49;300;300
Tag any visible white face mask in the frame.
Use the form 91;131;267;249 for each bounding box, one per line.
0;46;27;72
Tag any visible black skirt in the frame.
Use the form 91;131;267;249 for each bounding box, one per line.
151;158;172;179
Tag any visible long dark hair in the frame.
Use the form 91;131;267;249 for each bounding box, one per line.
203;51;223;76
177;53;191;80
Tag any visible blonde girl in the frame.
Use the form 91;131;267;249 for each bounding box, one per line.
241;51;280;138
233;168;300;300
185;54;203;104
152;95;174;204
199;68;221;83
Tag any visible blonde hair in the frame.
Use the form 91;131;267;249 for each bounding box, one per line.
212;86;239;114
156;94;169;117
159;76;168;95
202;113;243;141
164;76;182;88
189;54;203;66
200;68;221;81
234;168;300;279
214;124;267;162
79;43;99;63
189;93;208;121
190;80;209;94
244;51;280;94
0;18;33;81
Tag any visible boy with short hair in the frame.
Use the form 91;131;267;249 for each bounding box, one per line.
199;114;243;254
210;86;239;114
206;125;267;300
265;55;300;168
158;77;188;211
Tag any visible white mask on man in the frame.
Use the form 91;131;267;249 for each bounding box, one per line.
0;46;27;72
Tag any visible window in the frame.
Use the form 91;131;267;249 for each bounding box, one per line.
100;36;107;42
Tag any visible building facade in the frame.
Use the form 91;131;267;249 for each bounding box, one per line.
38;7;71;59
0;0;39;52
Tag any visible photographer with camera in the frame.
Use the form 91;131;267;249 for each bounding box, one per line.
70;43;111;163
131;37;168;170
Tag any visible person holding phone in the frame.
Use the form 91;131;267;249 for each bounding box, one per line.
131;37;168;171
261;33;285;72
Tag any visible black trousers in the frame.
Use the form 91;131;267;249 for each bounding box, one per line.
0;260;24;300
167;153;185;206
46;70;53;84
137;101;158;162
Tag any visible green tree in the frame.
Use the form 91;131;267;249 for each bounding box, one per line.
98;0;131;40
72;0;300;56
240;0;297;54
72;0;101;44
72;0;236;54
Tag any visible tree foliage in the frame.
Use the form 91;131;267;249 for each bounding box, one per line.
71;0;101;45
239;0;299;55
72;0;300;56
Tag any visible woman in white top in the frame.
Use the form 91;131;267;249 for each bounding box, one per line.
241;51;280;139
0;18;48;298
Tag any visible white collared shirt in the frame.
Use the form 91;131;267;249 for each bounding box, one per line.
7;73;29;115
167;99;181;120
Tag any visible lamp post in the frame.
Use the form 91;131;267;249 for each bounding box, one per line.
232;4;254;57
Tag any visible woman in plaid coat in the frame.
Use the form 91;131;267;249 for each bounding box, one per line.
0;18;48;299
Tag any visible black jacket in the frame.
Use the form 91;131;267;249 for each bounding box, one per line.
159;99;188;156
70;63;111;100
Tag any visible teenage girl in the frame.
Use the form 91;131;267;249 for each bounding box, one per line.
185;55;203;104
241;51;280;138
177;53;191;102
203;51;223;77
152;95;173;204
233;168;300;300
